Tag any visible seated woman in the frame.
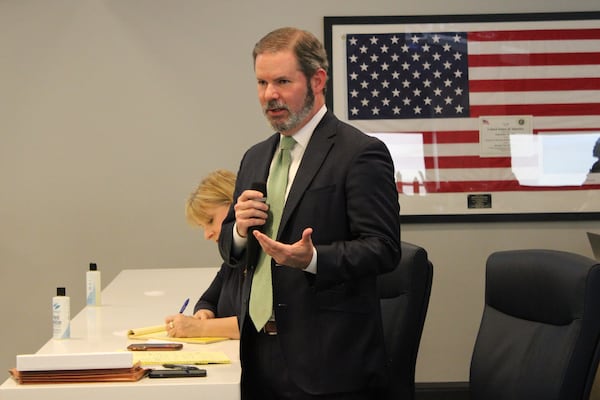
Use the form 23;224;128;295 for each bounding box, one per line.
165;169;241;339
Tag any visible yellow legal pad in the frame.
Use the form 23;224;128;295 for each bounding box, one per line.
127;324;229;344
132;350;231;366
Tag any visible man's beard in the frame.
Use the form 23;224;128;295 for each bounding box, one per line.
264;86;315;133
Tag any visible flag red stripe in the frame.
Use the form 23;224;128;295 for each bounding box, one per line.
470;103;600;117
469;52;600;67
470;78;600;92
532;127;600;133
468;29;600;41
401;180;600;193
394;128;600;145
421;131;479;144
424;156;512;168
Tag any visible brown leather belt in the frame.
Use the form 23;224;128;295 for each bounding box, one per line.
262;320;277;335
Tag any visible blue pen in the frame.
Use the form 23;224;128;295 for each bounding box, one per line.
179;298;190;314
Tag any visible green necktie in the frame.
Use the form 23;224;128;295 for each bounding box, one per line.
249;135;296;331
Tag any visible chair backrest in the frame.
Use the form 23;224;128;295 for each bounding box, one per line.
377;241;433;400
470;249;600;400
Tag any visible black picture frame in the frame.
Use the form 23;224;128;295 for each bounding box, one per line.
324;12;600;223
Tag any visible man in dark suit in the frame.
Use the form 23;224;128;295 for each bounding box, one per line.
218;27;401;399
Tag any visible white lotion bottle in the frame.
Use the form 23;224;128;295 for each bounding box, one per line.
52;287;70;339
86;262;101;306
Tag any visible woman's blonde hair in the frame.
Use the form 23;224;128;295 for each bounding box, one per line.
185;169;236;227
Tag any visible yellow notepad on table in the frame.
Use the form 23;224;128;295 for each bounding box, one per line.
132;350;231;366
127;325;228;344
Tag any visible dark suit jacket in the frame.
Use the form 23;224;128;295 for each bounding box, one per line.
219;111;401;394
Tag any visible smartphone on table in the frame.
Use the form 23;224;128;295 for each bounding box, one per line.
148;368;207;378
127;342;183;351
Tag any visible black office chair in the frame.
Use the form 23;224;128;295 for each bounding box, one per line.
470;249;600;400
377;241;433;400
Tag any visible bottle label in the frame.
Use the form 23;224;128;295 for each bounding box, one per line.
86;271;101;306
52;298;70;339
86;283;96;305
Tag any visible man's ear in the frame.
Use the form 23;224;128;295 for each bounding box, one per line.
311;68;327;94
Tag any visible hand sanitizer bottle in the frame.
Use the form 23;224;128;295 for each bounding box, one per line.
52;287;70;339
86;262;101;306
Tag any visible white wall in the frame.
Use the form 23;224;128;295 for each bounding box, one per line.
1;0;599;382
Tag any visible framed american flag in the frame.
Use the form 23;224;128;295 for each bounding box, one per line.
324;12;600;222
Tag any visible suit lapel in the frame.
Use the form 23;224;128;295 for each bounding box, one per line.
254;134;279;185
278;113;337;237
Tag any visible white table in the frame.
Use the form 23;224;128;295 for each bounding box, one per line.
0;268;241;400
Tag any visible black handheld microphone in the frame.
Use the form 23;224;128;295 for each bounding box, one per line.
246;182;267;269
